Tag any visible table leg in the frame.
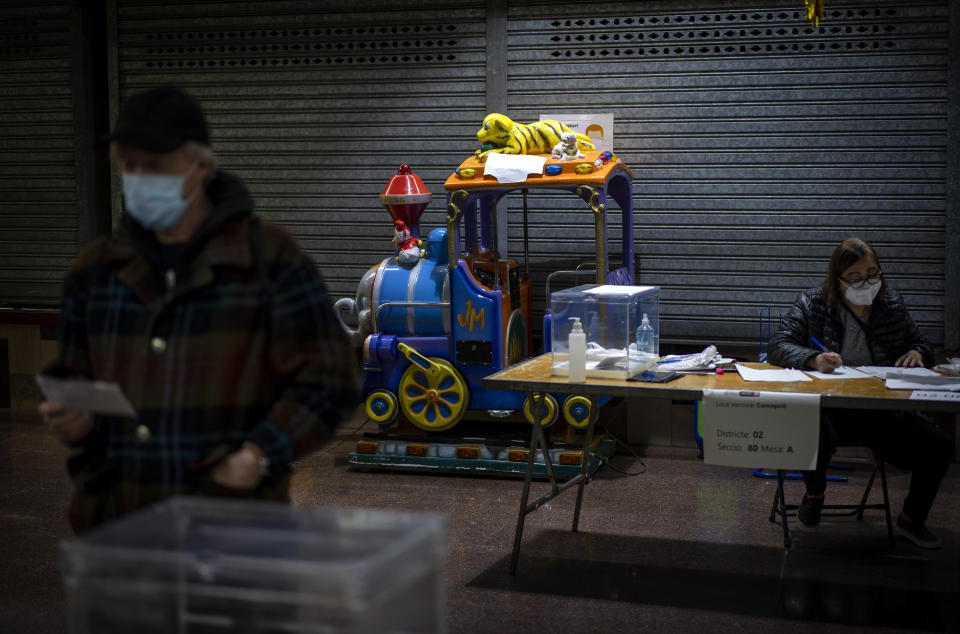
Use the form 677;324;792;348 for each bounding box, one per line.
571;396;597;532
773;469;791;548
509;391;546;575
955;412;959;462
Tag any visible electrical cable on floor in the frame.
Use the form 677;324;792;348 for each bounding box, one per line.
316;415;377;456
596;429;647;476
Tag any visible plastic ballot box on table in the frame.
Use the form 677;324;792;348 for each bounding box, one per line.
58;496;447;634
551;284;660;380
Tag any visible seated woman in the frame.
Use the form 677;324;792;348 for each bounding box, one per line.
768;237;952;548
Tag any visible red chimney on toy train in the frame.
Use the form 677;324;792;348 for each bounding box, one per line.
379;164;432;238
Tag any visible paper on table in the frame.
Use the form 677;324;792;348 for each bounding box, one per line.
804;365;872;380
35;374;137;418
885;377;960;391
885;371;953;382
483;153;547;184
734;364;812;382
586;284;657;295
909;390;960;402
855;365;939;379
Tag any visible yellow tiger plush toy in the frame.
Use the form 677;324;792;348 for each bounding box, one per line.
475;113;596;161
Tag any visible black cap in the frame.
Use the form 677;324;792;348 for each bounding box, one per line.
109;85;209;153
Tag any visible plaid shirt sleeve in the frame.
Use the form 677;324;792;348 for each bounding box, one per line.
245;240;360;472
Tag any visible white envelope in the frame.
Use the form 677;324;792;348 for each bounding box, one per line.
35;375;137;418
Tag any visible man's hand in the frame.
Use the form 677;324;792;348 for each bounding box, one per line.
39;401;93;444
810;352;844;373
895;349;924;368
210;443;265;490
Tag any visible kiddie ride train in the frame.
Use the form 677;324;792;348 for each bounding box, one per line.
335;117;635;476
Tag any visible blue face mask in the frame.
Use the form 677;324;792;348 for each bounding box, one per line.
122;164;199;230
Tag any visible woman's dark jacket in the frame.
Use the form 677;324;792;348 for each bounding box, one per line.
768;286;933;370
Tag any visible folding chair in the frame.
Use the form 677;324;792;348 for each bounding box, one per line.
769;447;895;549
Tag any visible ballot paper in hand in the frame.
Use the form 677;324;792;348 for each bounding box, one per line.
35;374;137;418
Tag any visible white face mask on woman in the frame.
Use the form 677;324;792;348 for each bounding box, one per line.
843;282;881;306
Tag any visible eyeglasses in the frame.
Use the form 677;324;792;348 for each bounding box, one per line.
838;270;883;289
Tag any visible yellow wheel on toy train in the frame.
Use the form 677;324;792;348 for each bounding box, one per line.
522;393;559;427
365;389;399;425
399;358;468;432
562;395;593;429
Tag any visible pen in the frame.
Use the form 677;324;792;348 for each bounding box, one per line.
810;336;827;352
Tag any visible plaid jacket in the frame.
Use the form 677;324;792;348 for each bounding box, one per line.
46;171;359;532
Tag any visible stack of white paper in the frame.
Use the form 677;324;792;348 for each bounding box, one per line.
850;366;960;391
855;366;939;379
735;364;812;382
885;376;960;391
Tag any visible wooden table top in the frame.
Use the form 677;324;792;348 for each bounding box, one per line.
482;354;960;413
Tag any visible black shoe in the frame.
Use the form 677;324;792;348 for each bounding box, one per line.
895;516;941;549
797;494;824;529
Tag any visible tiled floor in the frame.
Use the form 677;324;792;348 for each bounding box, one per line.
2;408;958;633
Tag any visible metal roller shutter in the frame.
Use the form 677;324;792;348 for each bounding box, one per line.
115;0;485;302
112;0;952;354
506;0;949;353
0;2;77;308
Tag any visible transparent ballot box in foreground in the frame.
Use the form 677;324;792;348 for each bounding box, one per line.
58;496;447;634
551;284;660;380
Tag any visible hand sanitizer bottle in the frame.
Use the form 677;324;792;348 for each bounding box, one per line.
568;317;586;382
636;313;655;355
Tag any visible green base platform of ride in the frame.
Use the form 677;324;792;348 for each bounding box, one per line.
348;434;616;479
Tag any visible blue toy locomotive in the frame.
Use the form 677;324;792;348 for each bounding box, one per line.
335;155;635;441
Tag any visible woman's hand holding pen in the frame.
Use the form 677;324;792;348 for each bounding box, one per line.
810;352;843;373
807;336;843;373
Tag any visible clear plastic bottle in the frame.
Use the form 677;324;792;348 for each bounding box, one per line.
636;313;655;355
568;317;586;382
